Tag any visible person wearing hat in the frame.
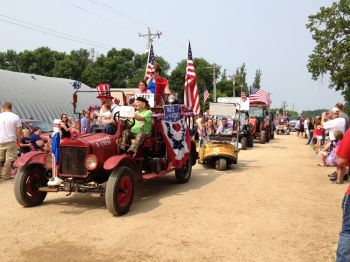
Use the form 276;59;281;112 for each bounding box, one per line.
322;107;346;142
120;96;152;155
336;102;349;131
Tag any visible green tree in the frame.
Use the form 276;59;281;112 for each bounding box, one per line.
0;50;19;71
216;80;233;97
169;58;218;105
30;47;65;76
232;63;248;96
252;69;262;89
306;0;350;111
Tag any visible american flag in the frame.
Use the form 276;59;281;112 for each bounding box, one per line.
204;88;209;102
241;91;247;102
144;43;155;80
250;86;271;105
184;42;200;115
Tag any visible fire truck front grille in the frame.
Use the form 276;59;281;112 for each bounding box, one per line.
60;147;87;176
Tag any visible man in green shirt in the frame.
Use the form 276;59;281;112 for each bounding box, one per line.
121;97;152;155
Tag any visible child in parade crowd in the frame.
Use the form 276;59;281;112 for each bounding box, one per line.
317;130;343;166
19;129;32;154
314;121;323;151
70;122;79;138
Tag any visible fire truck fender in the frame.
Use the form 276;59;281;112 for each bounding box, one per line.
104;155;139;174
14;151;49;168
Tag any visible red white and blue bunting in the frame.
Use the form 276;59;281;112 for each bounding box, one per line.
161;118;191;168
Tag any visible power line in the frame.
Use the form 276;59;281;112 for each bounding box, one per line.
0;17;111;49
88;0;149;28
0;14;113;49
60;0;185;60
61;0;139;34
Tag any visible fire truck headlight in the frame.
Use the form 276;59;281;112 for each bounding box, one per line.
85;155;98;171
168;95;175;104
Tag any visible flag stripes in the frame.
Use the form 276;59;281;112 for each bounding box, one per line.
144;43;155;80
250;86;271;105
184;42;200;114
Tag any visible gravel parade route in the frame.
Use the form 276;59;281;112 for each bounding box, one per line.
0;134;345;262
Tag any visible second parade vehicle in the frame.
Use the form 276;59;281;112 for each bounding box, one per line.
198;103;240;171
13;84;198;216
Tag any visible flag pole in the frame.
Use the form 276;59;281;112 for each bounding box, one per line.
144;43;152;80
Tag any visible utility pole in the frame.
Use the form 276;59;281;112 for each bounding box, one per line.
281;101;288;111
138;27;162;52
90;48;95;62
206;64;217;102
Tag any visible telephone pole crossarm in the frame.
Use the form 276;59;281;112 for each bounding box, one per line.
138;27;163;52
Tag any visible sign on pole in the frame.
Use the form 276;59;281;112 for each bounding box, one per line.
163;104;180;122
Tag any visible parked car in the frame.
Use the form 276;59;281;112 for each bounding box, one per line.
288;116;298;132
21;119;53;141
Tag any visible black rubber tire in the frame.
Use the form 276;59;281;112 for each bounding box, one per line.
266;129;270;142
105;166;135;216
241;137;248;150
259;131;266;144
271;131;274;140
215;158;227;171
175;153;192;184
14;165;47;207
248;135;254;147
287;129;290;135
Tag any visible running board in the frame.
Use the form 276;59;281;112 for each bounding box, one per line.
39;186;59;192
142;171;167;181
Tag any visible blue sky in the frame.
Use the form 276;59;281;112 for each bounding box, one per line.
0;0;343;112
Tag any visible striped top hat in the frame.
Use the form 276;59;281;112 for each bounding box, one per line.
96;83;114;99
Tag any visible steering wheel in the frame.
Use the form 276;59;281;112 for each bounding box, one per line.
113;111;135;128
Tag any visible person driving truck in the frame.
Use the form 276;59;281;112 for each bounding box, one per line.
120;97;152;155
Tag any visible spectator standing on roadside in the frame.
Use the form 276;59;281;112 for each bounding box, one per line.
335;129;350;261
0;102;22;180
299;116;305;138
295;117;301;137
322;107;345;142
304;117;309;140
336;102;349;132
306;117;315;145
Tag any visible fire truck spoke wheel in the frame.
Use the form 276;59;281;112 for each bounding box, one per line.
14;165;47;207
105;166;135;216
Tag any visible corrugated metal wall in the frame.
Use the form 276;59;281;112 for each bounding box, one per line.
0;69;99;122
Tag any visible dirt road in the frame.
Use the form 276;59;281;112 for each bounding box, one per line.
0;134;346;262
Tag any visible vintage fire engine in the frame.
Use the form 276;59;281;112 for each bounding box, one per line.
13;82;198;216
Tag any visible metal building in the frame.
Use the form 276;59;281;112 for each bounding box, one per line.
0;69;99;122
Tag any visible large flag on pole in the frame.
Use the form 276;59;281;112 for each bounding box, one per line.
250;86;271;105
144;43;155;80
184;42;200;115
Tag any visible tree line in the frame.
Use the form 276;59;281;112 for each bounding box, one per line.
0;47;262;108
306;0;350;113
